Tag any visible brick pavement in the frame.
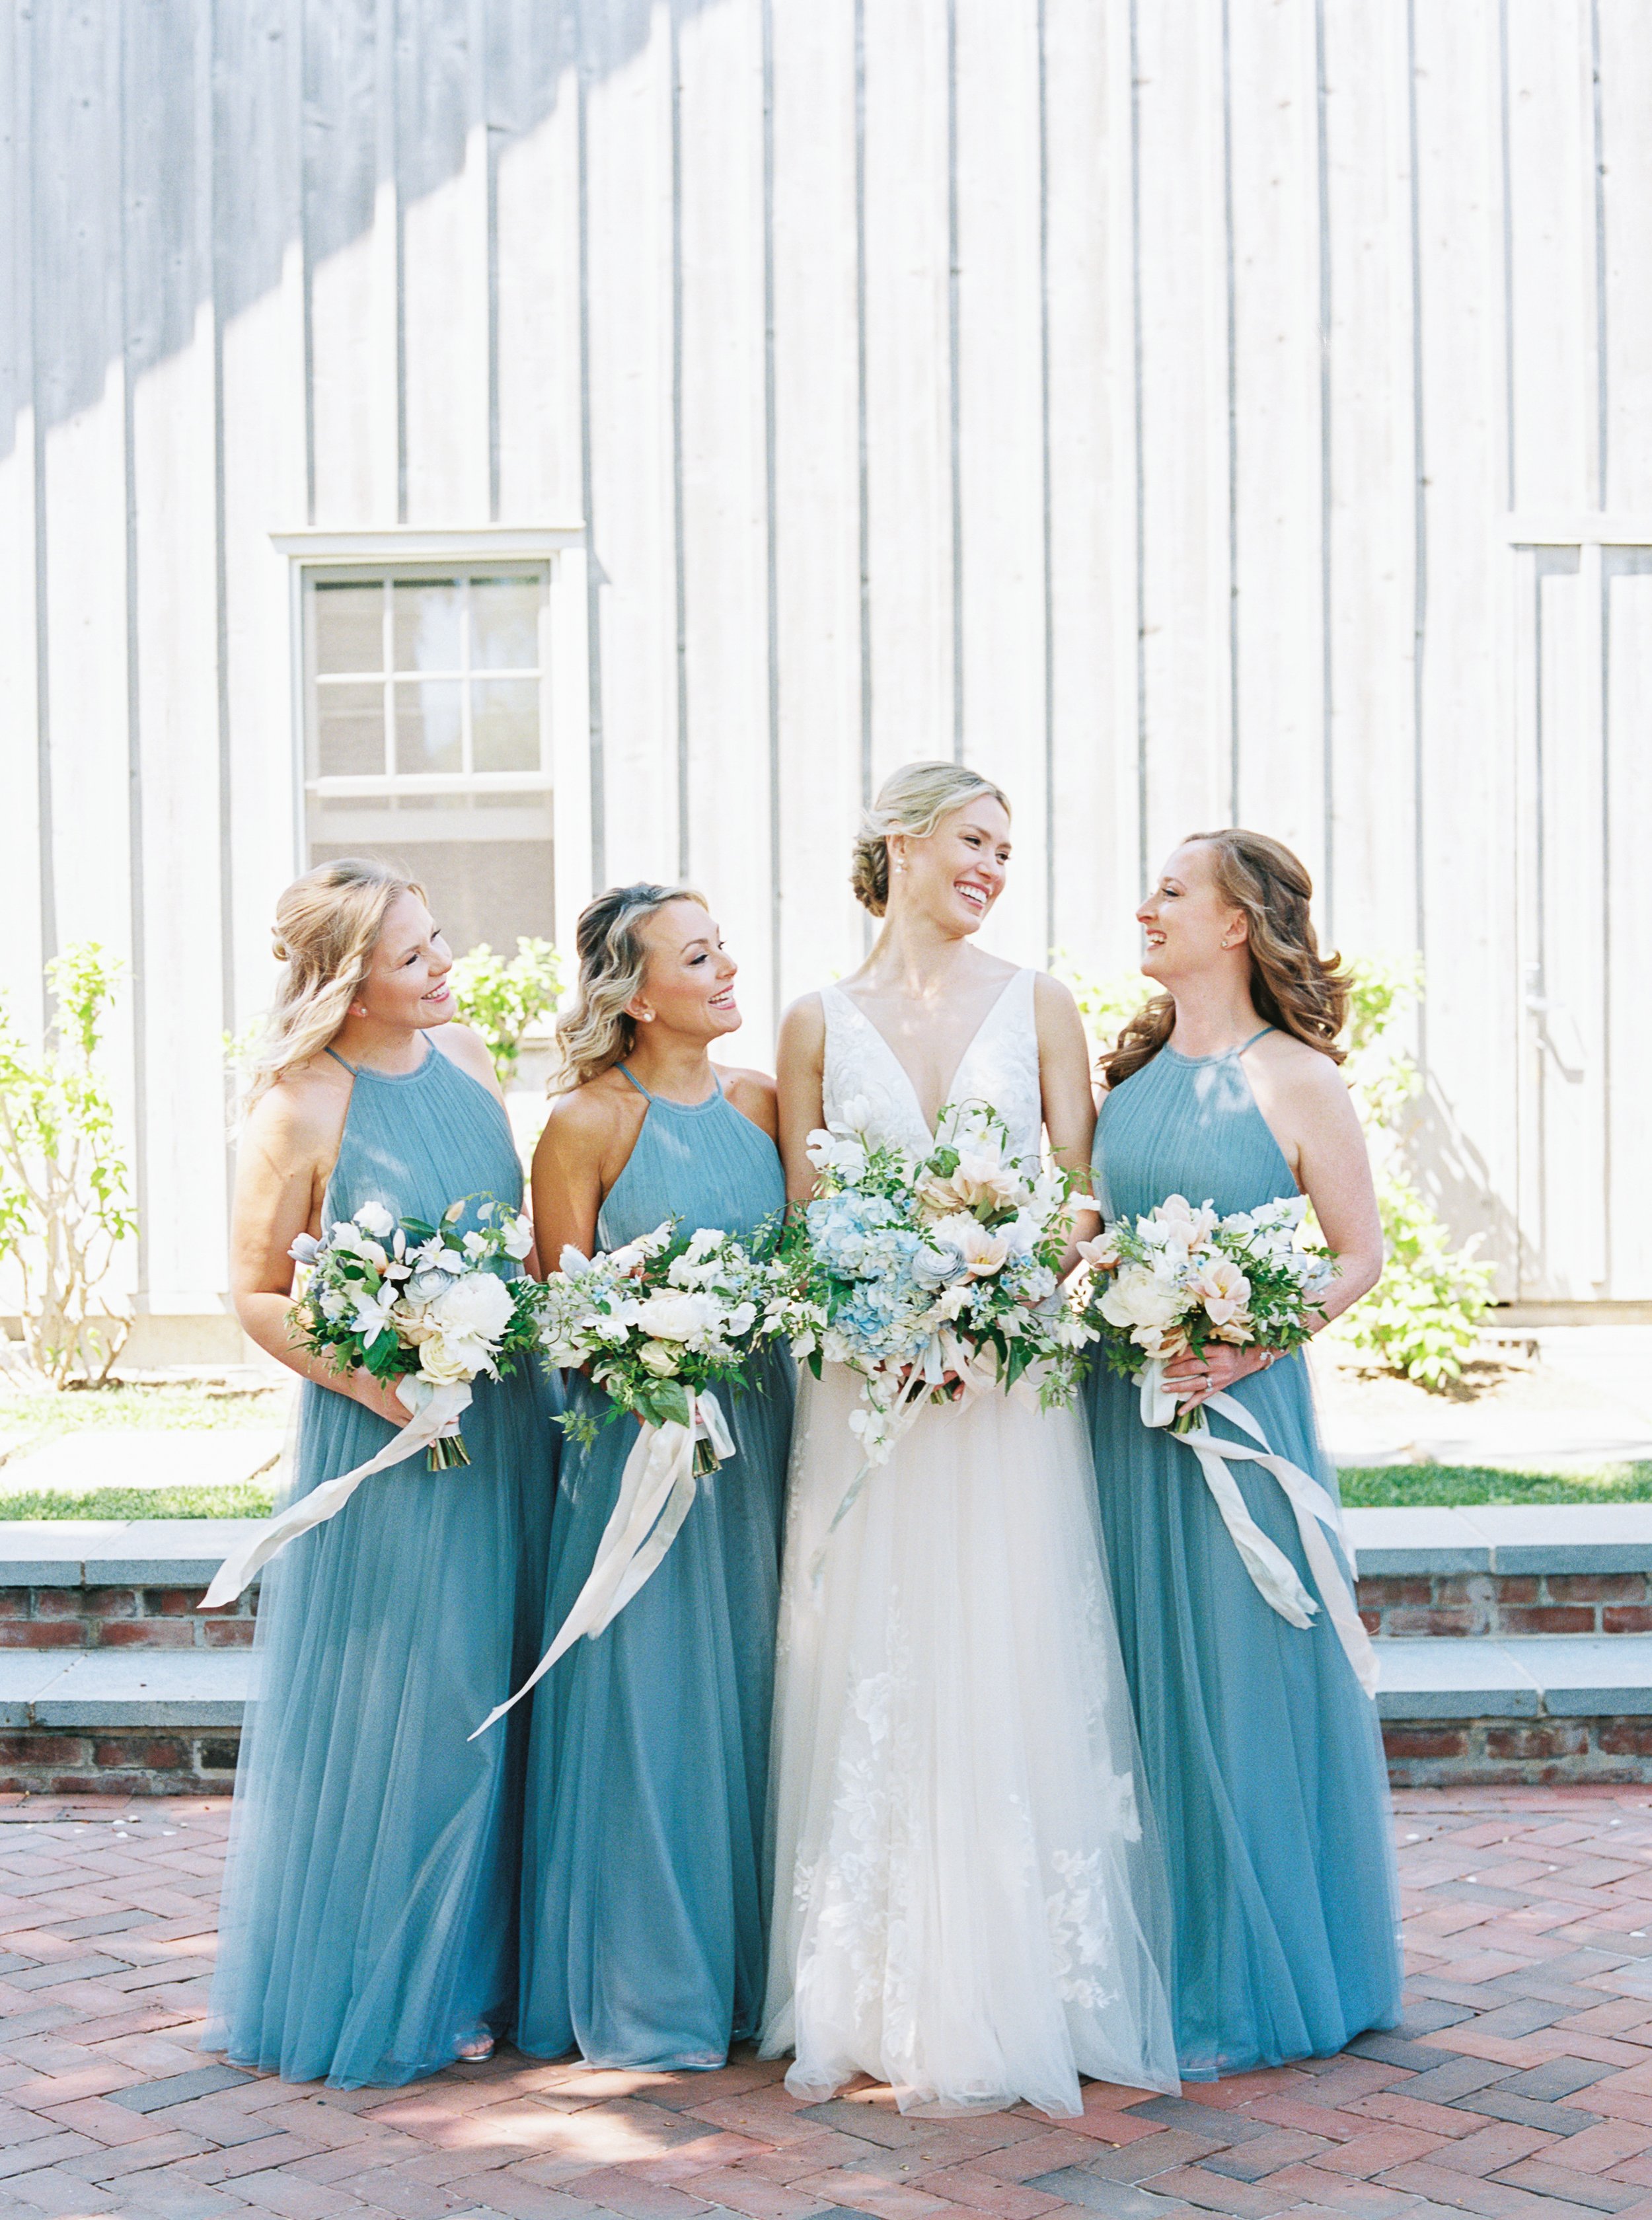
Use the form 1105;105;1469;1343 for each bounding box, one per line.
6;1791;1652;2220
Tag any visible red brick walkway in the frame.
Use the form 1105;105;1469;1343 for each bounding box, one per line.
5;1791;1652;2220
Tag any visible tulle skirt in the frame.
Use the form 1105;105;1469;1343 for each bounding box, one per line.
1087;1352;1402;2079
761;1364;1179;2119
517;1349;794;2069
202;1367;558;2089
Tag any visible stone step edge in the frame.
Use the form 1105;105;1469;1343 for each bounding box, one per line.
7;1506;1652;1590
1;1633;1649;1732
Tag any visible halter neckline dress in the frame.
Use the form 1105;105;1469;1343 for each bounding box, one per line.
205;1037;558;2089
517;1064;794;2070
1086;1034;1402;2079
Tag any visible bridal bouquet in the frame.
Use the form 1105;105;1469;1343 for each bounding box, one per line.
289;1197;539;1467
1078;1193;1377;1699
473;1217;795;1739
200;1194;536;1611
1080;1191;1336;1428
535;1218;790;1475
784;1098;1096;1467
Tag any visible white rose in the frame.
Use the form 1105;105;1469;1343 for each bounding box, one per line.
354;1201;395;1240
1099;1264;1183;1335
638;1339;680;1377
420;1335;481;1384
430;1270;515;1344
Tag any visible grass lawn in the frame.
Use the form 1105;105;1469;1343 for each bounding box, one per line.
0;1481;279;1520
1339;1462;1652;1506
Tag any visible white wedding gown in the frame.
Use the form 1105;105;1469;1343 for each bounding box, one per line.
760;969;1180;2118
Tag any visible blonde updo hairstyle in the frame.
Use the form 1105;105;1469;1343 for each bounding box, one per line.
244;856;424;1109
850;760;1012;916
1102;828;1349;1088
553;881;708;1092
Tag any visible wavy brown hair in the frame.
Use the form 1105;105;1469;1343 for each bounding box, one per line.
552;881;707;1092
1102;829;1349;1089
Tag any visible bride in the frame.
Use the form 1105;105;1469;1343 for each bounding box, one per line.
760;762;1179;2118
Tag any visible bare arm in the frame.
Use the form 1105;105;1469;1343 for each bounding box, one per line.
227;1084;408;1424
1034;974;1102;1269
1164;1047;1384;1410
775;993;827;1208
530;1090;616;1269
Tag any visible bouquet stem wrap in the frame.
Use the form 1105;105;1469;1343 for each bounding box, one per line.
198;1378;471;1611
1138;1358;1378;1699
470;1388;734;1740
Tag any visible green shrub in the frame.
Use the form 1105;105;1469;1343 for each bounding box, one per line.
0;945;137;1388
449;938;564;1082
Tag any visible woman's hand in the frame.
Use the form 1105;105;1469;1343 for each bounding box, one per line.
344;1368;418;1427
1160;1341;1279;1415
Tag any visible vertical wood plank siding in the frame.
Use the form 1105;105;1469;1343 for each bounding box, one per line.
4;0;1649;1312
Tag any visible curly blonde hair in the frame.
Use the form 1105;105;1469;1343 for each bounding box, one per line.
850;761;1012;916
1102;829;1349;1088
243;858;424;1108
552;882;707;1092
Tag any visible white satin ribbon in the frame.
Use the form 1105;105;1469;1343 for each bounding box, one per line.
198;1376;472;1611
470;1388;735;1739
807;1330;999;1589
1139;1356;1378;1699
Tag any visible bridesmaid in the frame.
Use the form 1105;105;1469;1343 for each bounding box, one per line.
205;858;556;2089
1085;828;1401;2079
518;883;794;2070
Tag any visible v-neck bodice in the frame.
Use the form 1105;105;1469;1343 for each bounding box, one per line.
820;968;1041;1154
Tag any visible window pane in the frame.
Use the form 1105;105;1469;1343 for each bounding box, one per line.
393;579;462;673
315;683;387;776
472;678;540;772
470;575;540;669
313;583;383;675
394;678;464;773
307;791;554;953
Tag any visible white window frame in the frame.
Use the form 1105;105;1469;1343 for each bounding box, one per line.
272;528;591;951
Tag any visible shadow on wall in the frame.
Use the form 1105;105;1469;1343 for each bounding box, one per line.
7;0;724;463
1404;1082;1521;1302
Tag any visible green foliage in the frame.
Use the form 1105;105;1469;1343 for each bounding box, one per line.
449;938;563;1080
1337;1461;1652;1506
1053;955;1152;1060
1328;954;1491;1389
0;946;137;1389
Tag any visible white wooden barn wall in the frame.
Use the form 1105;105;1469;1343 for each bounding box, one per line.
1;0;1647;1319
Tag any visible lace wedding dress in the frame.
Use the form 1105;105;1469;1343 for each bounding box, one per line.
760;969;1180;2118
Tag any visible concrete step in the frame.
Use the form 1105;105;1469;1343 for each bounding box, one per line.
0;1521;259;1654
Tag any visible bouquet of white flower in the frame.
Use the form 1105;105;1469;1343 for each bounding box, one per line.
472;1218;792;1739
784;1097;1096;1488
199;1194;536;1611
1081;1192;1335;1431
288;1196;539;1467
1080;1193;1376;1698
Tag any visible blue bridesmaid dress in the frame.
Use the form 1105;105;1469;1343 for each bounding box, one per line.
1085;1033;1401;2080
204;1040;558;2089
517;1068;794;2070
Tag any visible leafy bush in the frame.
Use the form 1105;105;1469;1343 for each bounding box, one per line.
1332;957;1493;1388
0;945;137;1389
1059;948;1492;1391
449;938;563;1082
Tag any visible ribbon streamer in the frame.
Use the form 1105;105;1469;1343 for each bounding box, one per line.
470;1389;735;1739
1139;1356;1378;1699
198;1377;472;1611
806;1330;1000;1590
